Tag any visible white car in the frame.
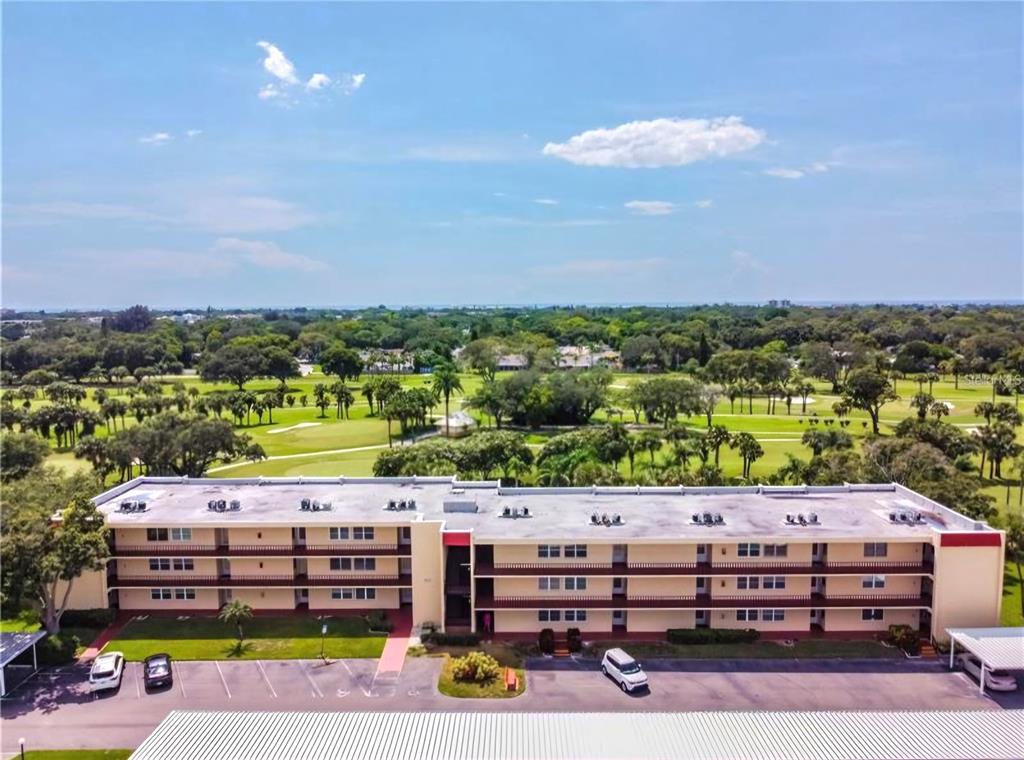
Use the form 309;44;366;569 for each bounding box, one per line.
88;651;125;693
601;647;649;693
957;653;1018;692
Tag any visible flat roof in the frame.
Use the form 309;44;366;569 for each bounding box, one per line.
130;710;1024;760
947;627;1024;671
0;631;46;669
94;477;997;542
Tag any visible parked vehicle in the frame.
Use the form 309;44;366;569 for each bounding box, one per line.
601;647;648;693
957;654;1018;692
88;651;125;693
143;653;173;689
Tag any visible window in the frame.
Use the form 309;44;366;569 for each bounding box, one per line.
332;588;376;600
564;545;588;558
763;576;786;590
538;544;561;559
736;609;759;622
762;609;785;622
538;610;561;622
862;575;886;589
172;558;194;571
737;576;760;590
329;527;350;541
170;528;191;542
564;577;588;591
864;542;888;558
353;527;374;541
354;558;375;571
149;558;171;571
737;543;761;558
564;610;587;622
330;558;351;571
538;577;561;591
764;544;788;557
150;588;172;600
147;528;169;542
174;588;196;600
862;608;884;621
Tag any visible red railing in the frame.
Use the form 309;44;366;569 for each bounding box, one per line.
475;560;933;577
474;593;931;610
108;574;412;588
112;543;411;558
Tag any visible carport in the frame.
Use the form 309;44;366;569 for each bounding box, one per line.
947;626;1024;693
0;630;46;697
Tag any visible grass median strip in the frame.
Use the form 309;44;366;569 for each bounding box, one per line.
105;615;386;661
590;639;903;660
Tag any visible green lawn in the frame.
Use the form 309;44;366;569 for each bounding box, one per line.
1002;567;1024;626
23;752;132;760
105;615;386;661
591;639;902;660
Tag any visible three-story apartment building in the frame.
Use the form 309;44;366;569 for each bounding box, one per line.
64;477;1005;642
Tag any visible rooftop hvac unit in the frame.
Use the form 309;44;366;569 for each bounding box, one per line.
408;499;416;510
386;499;397;511
311;500;321;512
889;512;898;522
808;513;818;524
612;513;622;525
399;500;408;510
502;506;513;518
713;513;724;525
521;507;531;518
208;500;219;511
218;500;227;511
914;512;925;523
692;513;701;524
229;500;241;511
702;512;713;525
786;514;796;524
301;498;311;511
798;514;807;525
898;512;909;523
321;501;332;511
592;513;601;525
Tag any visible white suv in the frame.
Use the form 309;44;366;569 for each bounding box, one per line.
88;651;125;693
601;648;648;693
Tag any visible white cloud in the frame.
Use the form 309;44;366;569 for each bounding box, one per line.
306;73;332;90
763;161;832;180
534;198;559;206
257;41;299;84
258;83;284;100
625;200;675;216
730;249;768;274
212;237;327;271
342;73;366;94
186;129;203;138
695;199;714;209
183;196;316;234
139;132;172;145
542;116;765;168
5;201;167;226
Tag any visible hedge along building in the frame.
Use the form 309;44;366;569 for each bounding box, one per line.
68;477;1005;641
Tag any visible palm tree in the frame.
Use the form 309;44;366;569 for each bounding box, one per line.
313;383;329;418
431;362;463;437
218;599;253;644
704;425;731;467
730;432;765;480
797;381;815;415
638;429;663;465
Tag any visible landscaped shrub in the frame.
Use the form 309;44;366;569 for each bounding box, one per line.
538;628;555;654
450;651;501;683
365;610;393;633
666;628;759;645
424;631;481;647
37;632;80;665
566;627;582;653
59;608;116;628
886;624;921;656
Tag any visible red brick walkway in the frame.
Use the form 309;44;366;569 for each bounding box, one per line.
76;617;128;664
374;609;413;680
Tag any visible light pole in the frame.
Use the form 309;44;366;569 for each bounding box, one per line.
320;623;328;663
19;737;25;760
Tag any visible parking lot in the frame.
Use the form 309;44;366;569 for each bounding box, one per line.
1;656;1016;754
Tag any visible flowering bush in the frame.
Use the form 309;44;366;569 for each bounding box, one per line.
450;651;501;683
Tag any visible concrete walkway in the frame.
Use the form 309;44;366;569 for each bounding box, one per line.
76;619;126;664
373;610;413;680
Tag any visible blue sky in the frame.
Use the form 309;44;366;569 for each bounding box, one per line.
3;2;1021;309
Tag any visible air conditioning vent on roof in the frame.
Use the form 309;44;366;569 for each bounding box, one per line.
500;506;532;519
119;499;146;513
229;500;241;511
787;512;821;527
300;498;312;511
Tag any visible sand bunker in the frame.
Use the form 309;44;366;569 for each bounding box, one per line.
267;422;323;435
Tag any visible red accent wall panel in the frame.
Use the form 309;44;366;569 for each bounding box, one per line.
443;531;472;547
940;533;1002;548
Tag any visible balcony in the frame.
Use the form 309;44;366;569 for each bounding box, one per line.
473;560;933;577
111;543;412;558
108;573;413;588
473;593;932;610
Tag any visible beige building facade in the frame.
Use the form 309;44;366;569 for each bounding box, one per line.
83;478;1004;642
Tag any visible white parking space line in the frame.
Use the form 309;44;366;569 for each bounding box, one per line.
257;660;277;698
177;662;187;698
215;661;232;698
301;662;324;698
133;666;141;699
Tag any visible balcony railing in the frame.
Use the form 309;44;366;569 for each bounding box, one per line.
473;592;932;610
111;543;412;558
108;573;413;588
474;560;933;577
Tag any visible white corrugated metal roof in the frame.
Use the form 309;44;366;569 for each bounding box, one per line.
948;627;1024;670
130;710;1024;760
0;631;46;669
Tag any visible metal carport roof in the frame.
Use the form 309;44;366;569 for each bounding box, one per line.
129;710;1024;760
0;631;46;670
947;627;1024;670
